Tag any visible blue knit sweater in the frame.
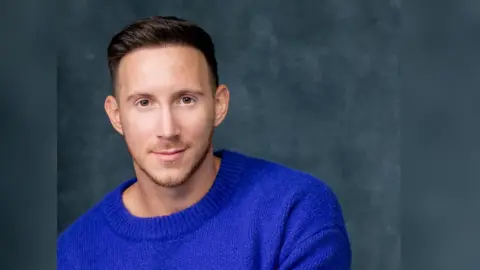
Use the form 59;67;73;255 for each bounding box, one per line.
58;150;351;269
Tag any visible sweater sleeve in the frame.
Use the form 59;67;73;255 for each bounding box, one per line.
278;225;351;269
278;177;352;269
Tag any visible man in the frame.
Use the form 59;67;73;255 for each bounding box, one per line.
58;16;351;269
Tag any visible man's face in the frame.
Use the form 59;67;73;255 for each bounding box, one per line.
105;45;228;187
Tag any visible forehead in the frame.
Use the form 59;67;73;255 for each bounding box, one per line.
116;46;211;96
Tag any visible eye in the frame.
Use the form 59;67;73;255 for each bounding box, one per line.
180;96;195;105
136;99;150;107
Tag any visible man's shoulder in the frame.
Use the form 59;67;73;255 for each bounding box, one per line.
233;151;345;221
57;183;122;249
57;190;119;268
241;155;352;269
237;151;349;241
58;179;134;240
239;151;336;199
57;200;104;245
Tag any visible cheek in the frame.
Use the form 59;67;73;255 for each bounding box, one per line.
175;106;214;139
121;110;157;147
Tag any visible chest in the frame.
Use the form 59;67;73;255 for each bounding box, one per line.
87;225;283;270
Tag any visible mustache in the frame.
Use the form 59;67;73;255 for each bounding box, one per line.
149;142;188;153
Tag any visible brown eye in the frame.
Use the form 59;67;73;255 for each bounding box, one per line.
138;99;150;107
181;96;194;104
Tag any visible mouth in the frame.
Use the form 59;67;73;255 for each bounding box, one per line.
151;148;186;162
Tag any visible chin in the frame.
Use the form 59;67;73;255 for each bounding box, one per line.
147;169;190;188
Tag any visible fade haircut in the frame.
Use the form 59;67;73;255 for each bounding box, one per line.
107;16;219;95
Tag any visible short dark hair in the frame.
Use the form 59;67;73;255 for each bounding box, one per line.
107;16;219;94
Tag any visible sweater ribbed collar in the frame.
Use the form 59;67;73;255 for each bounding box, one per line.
102;149;247;241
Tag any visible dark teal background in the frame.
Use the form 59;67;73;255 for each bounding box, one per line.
0;0;476;269
58;1;401;269
0;0;465;269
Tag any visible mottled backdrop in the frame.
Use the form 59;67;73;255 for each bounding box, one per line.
58;1;400;269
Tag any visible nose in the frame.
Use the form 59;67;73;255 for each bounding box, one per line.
155;106;179;139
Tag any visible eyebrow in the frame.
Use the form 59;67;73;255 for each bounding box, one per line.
126;92;154;102
174;88;205;97
125;88;205;102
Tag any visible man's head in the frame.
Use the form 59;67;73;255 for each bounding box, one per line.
104;16;229;188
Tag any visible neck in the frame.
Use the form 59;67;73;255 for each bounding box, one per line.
124;148;221;218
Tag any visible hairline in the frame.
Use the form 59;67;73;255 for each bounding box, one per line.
110;44;218;98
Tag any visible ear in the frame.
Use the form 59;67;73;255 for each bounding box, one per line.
104;95;124;135
213;84;230;127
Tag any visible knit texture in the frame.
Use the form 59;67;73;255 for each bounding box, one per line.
58;149;351;269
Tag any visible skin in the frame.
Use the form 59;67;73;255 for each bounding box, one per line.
104;45;230;217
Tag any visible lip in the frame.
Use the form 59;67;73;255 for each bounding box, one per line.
151;148;185;162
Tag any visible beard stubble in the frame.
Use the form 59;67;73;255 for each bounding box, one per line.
134;127;214;188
